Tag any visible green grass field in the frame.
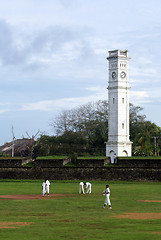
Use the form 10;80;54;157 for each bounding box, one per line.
0;180;161;240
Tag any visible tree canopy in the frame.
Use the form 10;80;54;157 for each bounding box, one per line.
35;101;161;157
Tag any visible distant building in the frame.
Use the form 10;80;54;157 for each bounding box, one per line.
0;139;34;157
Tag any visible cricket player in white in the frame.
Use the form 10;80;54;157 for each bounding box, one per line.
103;184;112;209
42;181;46;196
79;182;85;194
85;182;91;194
45;179;50;196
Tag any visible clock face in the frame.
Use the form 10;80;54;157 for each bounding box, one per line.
120;71;126;79
112;71;116;79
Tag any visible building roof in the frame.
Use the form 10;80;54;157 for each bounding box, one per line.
0;139;34;157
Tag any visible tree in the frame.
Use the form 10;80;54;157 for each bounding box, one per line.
25;130;40;159
34;135;56;156
50;100;108;154
129;103;146;124
130;104;161;156
35;101;161;157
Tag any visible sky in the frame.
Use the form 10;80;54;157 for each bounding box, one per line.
0;0;161;145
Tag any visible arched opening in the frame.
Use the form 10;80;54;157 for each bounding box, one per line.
122;150;128;156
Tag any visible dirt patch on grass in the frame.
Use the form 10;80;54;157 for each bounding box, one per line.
138;200;161;203
57;219;75;222
112;213;161;220
0;222;33;229
0;194;75;200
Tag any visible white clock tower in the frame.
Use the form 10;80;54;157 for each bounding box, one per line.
106;50;132;161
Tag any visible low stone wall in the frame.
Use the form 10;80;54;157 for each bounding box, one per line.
0;167;161;181
76;158;110;167
1;158;161;181
35;158;71;167
117;159;161;168
0;158;32;167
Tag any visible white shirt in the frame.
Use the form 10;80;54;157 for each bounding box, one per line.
42;182;46;189
46;180;50;186
86;182;91;188
105;187;110;194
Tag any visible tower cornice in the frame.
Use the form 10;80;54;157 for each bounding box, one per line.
107;56;130;61
107;86;130;90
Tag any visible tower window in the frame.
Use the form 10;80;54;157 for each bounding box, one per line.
122;123;124;129
122;98;124;103
113;98;115;104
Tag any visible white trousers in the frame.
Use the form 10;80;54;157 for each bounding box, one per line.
42;189;46;196
86;185;91;194
79;183;85;194
46;186;50;194
104;194;111;206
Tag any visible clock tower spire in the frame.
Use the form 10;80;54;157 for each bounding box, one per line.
106;50;132;162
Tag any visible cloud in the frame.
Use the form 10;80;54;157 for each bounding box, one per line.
0;20;29;66
130;90;149;101
86;86;106;92
0;109;9;114
19;90;107;112
130;88;161;106
0;102;12;114
0;19;93;70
